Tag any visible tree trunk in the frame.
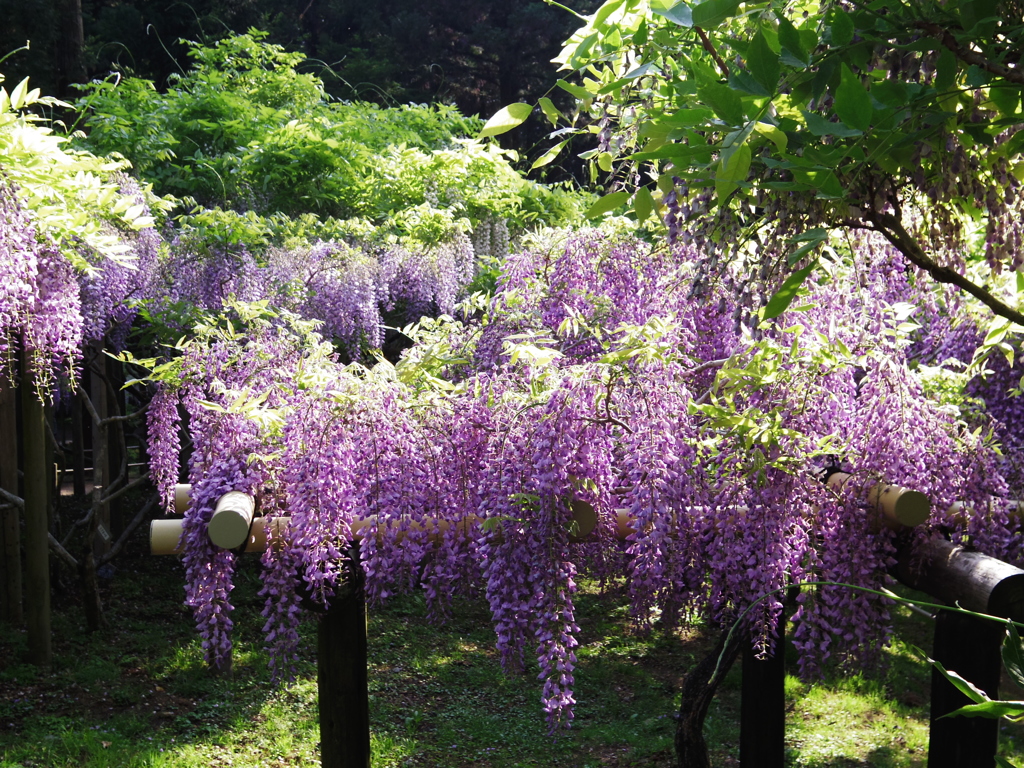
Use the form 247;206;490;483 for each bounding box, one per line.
21;362;52;667
53;0;86;99
675;628;743;768
0;382;22;625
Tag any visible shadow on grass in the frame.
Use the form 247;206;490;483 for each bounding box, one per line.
0;541;310;768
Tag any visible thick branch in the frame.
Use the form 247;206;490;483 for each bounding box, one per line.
917;22;1024;86
862;211;1024;326
100;492;158;565
48;533;79;569
0;486;24;508
101;471;150;506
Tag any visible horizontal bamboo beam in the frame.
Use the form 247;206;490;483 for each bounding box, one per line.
151;495;601;555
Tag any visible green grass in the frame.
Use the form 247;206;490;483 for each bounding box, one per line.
2;528;1024;767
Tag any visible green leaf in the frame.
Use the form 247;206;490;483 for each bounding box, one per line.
9;77;29;111
990;82;1022;117
834;64;872;131
802;110;863;137
698;82;745;125
586;190;631;218
754;121;787;151
763;260;818;319
777;16;809;66
1003;622;1024;690
651;1;693;27
658;108;716;127
716;142;751;203
479;103;533;137
942;701;1024;719
935;48;958;92
691;0;740;29
556;79;593;100
830;9;854;46
634;186;655;222
930;657;991;704
538;97;562;127
531;140;568;170
747;30;780;94
593;0;626;28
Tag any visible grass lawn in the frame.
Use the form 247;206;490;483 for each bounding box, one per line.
2;520;1024;767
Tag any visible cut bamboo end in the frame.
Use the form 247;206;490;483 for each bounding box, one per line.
150;519;186;555
870;486;930;528
173;484;192;515
826;472;930;528
207;492;257;549
615;509;635;540
568;499;598;541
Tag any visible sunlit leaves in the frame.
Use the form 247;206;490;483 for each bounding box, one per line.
479;103;533;138
586;190;631;218
691;0;740;29
762;260;819;320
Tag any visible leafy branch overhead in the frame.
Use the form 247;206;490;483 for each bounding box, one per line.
486;0;1024;324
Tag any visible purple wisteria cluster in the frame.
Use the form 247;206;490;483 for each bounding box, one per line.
0;179;83;399
77;174;162;351
156;229;1023;731
149;232;477;356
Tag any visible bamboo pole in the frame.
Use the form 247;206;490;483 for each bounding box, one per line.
151;492;602;555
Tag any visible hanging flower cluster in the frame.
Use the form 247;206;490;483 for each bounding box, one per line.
0;178;83;399
147;231;477;357
152;229;1022;731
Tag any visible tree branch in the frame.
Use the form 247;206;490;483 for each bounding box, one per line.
100;492;158;565
916;21;1024;86
0;486;24;508
101;471;151;505
695;26;730;79
861;211;1024;326
48;533;79;569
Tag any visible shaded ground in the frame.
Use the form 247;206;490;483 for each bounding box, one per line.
1;507;1024;766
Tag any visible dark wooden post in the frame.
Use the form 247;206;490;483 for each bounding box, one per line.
318;576;370;768
0;382;22;624
895;537;1024;768
71;389;86;497
21;366;52;667
106;352;125;538
928;611;1002;768
740;627;786;768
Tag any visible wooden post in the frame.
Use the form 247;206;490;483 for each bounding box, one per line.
0;382;22;625
318;564;370;768
895;537;1024;768
928;610;1002;768
71;389;86;497
21;366;52;667
89;353;111;556
740;628;785;768
105;351;125;538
